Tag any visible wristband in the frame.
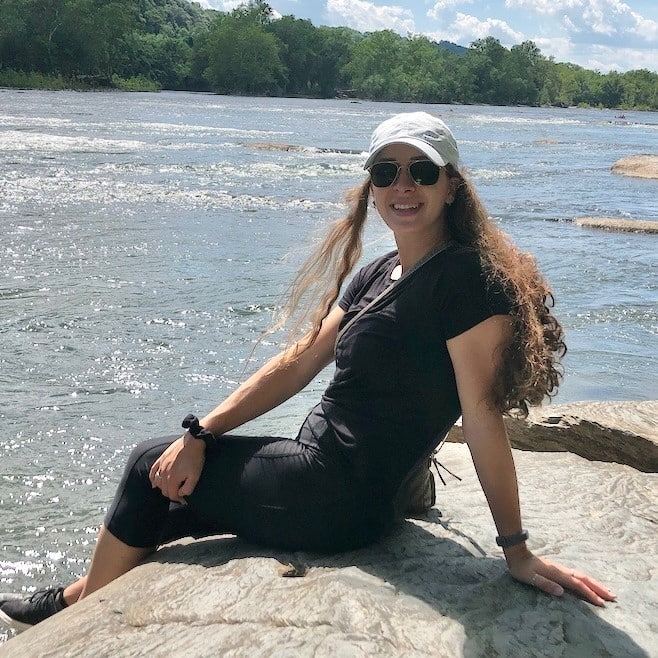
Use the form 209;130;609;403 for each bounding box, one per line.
495;529;529;548
182;414;216;448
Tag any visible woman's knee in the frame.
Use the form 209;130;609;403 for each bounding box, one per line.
124;435;178;475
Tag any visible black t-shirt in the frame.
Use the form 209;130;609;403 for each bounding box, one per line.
315;243;512;507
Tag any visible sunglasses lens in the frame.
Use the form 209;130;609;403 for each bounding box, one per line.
370;161;441;187
369;162;399;187
409;161;441;185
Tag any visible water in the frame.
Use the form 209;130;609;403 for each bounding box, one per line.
0;90;656;639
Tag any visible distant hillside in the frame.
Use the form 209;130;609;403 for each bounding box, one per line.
437;40;468;55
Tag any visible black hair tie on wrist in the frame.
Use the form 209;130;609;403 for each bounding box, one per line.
182;414;217;448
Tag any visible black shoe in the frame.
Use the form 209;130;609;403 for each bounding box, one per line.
0;587;67;632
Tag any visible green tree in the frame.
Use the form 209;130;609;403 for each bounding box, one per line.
620;69;658;109
506;41;545;105
601;71;624;108
267;16;318;95
343;30;404;100
468;37;513;104
313;26;361;97
202;10;286;94
399;36;447;103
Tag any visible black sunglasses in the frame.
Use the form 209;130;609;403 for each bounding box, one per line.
369;160;442;187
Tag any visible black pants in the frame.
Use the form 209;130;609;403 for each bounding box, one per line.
104;422;389;553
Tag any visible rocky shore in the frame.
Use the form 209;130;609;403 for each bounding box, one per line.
2;401;656;657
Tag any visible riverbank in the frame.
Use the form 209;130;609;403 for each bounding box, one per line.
2;401;656;656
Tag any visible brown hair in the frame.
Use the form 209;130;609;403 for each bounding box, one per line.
276;167;565;417
443;164;566;416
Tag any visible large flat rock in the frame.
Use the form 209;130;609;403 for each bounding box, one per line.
3;445;656;657
612;154;658;179
448;401;658;472
574;217;658;234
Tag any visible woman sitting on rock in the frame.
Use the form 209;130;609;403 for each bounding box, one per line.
0;112;615;632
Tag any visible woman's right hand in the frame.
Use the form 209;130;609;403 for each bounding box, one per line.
149;435;206;503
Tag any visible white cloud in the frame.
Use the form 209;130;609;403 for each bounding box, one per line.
506;0;658;44
533;35;657;72
196;0;242;10
629;11;658;40
187;0;282;17
427;0;473;21
562;16;580;33
504;0;582;16
533;37;574;61
578;44;658;71
450;12;524;45
420;10;524;47
325;0;416;34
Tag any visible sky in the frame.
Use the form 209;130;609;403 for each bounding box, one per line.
195;0;658;73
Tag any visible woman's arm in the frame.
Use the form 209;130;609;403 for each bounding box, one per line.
200;305;345;435
150;306;345;502
447;315;616;607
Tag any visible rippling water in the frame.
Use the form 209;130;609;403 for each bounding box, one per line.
0;90;656;640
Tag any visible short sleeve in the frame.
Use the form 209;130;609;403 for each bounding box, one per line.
339;267;368;311
338;252;397;312
437;251;512;340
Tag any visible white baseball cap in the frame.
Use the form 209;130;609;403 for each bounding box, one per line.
364;112;459;170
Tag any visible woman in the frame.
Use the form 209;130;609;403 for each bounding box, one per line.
0;112;615;632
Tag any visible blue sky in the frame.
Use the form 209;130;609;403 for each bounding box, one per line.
195;0;658;73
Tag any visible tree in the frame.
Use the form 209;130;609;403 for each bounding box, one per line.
620;69;658;109
507;41;545;105
400;36;448;103
313;26;361;97
202;10;286;95
267;16;318;95
601;71;624;108
343;30;404;100
467;37;513;104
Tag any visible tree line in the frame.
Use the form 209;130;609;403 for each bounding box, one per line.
1;0;656;110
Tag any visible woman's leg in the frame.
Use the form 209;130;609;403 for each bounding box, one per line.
78;525;155;599
58;436;212;604
184;432;381;552
62;436;180;602
63;578;85;605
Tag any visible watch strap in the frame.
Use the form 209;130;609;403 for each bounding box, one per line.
495;529;529;548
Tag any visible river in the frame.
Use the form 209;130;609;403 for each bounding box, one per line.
0;90;656;641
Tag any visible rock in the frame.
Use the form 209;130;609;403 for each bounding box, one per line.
3;444;656;657
447;400;658;472
248;142;363;155
611;154;658;179
574;217;658;234
2;402;657;656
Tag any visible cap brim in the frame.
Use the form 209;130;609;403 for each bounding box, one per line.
364;137;449;170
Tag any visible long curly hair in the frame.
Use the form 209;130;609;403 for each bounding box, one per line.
275;167;566;417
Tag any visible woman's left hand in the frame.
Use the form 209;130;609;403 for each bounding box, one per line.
506;549;616;607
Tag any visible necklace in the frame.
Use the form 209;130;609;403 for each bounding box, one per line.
390;240;451;281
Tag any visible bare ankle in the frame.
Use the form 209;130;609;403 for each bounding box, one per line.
63;578;86;605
